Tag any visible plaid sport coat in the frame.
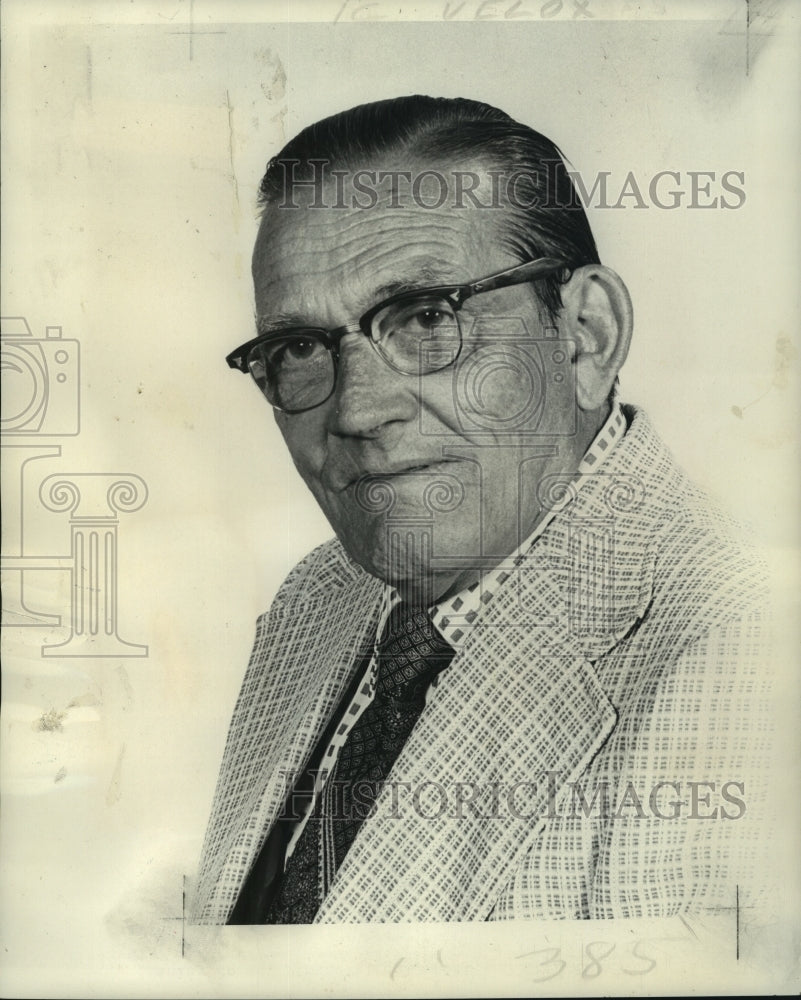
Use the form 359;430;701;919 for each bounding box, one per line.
192;406;775;923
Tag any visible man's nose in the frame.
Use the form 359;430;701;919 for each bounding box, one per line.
327;333;417;437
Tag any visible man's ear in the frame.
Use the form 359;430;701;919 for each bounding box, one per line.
557;265;633;412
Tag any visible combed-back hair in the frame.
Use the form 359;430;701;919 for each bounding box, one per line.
257;95;600;317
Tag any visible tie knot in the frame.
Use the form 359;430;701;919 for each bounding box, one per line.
375;603;455;701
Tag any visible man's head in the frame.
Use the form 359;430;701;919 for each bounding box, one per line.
240;96;633;603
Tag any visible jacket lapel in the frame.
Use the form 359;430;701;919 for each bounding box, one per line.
194;546;383;923
316;545;620;922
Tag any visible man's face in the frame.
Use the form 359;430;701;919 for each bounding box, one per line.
252;164;580;602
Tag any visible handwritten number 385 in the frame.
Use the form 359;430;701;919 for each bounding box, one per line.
520;939;657;982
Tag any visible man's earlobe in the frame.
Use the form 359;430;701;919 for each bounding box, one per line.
559;265;633;412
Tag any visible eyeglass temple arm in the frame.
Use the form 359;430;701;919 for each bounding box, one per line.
467;257;570;297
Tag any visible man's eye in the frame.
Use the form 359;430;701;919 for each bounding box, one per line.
266;337;324;366
388;300;457;337
284;338;319;361
412;308;452;330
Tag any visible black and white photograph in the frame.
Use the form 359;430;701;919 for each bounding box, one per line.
1;1;799;995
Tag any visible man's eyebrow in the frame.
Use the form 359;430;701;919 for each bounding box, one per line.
255;259;461;336
367;261;455;303
255;312;311;337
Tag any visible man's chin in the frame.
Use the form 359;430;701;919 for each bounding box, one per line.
340;535;471;606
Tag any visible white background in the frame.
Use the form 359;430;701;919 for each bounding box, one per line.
1;1;799;995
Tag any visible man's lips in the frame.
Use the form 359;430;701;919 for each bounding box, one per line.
334;459;460;492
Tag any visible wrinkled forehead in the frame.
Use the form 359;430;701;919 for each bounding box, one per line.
252;160;514;292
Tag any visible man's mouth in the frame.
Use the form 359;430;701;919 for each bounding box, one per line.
361;458;458;479
335;459;459;492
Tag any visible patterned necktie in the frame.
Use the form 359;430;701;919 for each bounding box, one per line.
264;602;455;924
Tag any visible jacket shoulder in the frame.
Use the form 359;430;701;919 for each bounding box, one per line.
271;537;366;608
616;407;769;633
650;454;768;634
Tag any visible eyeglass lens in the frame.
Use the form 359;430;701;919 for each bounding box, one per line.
248;292;462;411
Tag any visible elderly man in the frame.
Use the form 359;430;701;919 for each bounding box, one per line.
192;96;772;924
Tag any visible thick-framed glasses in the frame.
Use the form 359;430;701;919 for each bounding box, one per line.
226;256;570;414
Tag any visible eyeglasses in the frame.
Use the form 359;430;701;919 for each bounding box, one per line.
226;256;570;414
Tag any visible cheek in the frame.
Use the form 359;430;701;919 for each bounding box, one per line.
420;351;540;439
276;414;327;487
465;347;540;415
